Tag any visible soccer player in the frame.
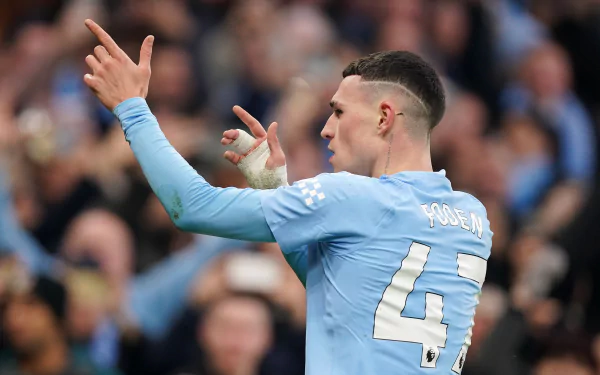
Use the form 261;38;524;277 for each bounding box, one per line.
82;19;492;375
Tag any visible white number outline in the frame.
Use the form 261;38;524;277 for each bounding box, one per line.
372;242;486;372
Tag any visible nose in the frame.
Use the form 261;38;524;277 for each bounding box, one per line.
321;115;335;140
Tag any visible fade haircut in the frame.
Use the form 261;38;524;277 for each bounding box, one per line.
342;51;446;133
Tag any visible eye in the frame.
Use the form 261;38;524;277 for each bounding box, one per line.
334;109;343;117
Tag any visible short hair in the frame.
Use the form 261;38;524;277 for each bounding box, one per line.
342;51;446;131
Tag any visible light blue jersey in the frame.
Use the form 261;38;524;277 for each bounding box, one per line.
114;98;493;375
261;171;492;375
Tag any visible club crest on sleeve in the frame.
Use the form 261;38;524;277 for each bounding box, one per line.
298;178;325;206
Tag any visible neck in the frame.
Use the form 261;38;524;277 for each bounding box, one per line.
19;336;69;375
371;139;433;178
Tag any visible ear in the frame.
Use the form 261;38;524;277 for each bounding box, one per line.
377;101;395;136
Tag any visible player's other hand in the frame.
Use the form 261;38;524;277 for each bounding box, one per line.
82;19;153;111
222;106;286;169
221;106;288;189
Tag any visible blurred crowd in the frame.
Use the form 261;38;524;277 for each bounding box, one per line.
0;0;600;374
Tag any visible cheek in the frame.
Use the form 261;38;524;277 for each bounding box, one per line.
338;115;365;148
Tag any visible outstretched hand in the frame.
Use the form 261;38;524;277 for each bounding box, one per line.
221;105;286;169
82;19;154;111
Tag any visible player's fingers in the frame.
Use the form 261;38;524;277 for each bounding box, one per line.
223;150;242;165
232;105;266;138
84;19;125;60
83;74;99;91
94;45;110;62
266;122;286;166
85;54;101;73
138;35;154;70
223;129;239;141
230;129;256;155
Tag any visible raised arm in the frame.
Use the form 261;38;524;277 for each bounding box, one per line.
82;19;275;243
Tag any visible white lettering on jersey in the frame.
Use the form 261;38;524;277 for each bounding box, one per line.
421;203;484;239
421;204;435;228
470;212;483;239
431;203;449;226
454;209;470;231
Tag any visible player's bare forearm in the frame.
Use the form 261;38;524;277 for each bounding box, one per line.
115;98;276;242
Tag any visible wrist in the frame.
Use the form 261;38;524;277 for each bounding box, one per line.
113;97;148;118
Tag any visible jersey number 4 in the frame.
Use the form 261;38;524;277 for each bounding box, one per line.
373;242;486;372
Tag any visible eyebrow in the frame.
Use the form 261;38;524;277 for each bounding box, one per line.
329;100;339;108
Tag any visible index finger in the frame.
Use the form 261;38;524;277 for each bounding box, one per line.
84;19;124;59
232;105;267;138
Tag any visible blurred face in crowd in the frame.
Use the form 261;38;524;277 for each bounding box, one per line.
61;209;133;285
522;44;572;100
60;210;133;341
147;46;193;112
429;0;469;58
3;294;60;355
534;356;594;375
201;295;273;375
322;76;397;176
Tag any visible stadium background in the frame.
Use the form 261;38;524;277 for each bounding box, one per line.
1;0;600;374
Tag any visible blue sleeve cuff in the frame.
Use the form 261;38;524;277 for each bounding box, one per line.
113;97;149;120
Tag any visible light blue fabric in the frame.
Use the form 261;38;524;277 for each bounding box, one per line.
115;98;493;374
261;171;493;374
114;98;275;242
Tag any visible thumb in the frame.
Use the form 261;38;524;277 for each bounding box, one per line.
266;122;285;166
139;35;154;70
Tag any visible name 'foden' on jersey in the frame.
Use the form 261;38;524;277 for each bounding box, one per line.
420;202;483;239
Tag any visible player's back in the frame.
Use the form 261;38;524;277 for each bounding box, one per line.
304;170;492;375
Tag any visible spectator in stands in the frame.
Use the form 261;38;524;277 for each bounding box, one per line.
0;275;122;375
174;293;275;375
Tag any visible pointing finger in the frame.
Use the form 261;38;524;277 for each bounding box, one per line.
84;19;125;60
232;105;266;139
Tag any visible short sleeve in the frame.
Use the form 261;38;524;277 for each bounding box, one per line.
260;173;373;254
